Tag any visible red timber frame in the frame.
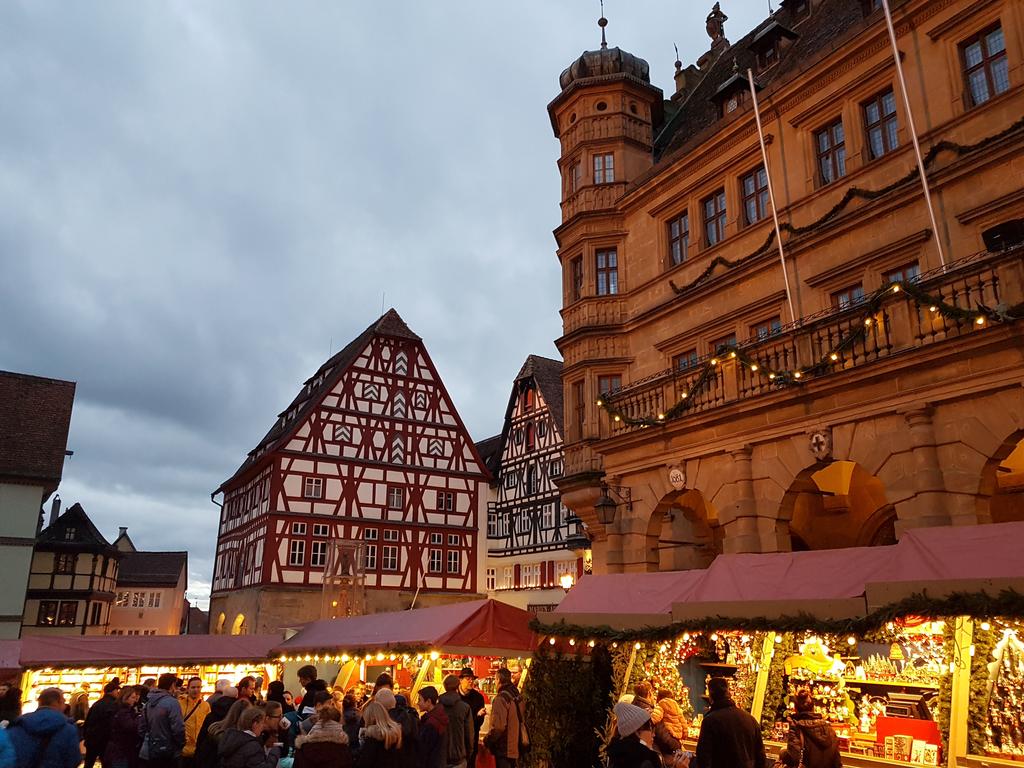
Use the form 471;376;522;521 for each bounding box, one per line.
211;326;489;603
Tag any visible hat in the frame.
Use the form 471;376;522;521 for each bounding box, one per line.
374;689;396;710
103;678;122;694
613;702;651;738
459;667;476;679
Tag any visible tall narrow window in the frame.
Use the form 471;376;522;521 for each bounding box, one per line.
703;190;727;245
961;25;1009;107
669;212;689;266
570;256;584;302
526;465;538;495
37;601;58;626
525;423;535;452
89;602;102;626
863;89;898;159
364;545;377;570
595;249;618;295
447;550;461;574
572;162;582;192
486;568;496;590
831;284;865;309
741;167;769;225
593;153;615;184
289;540;305;566
57;601;78;627
428;549;442;573
382;546;399;571
573;380;586;437
311;541;327;567
815;119;846;185
387;487;404;510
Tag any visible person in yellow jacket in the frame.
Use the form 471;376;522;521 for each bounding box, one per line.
179;677;212;767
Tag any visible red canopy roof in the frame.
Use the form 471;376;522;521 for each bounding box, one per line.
19;634;281;668
0;640;21;672
553;521;1024;627
278;599;536;657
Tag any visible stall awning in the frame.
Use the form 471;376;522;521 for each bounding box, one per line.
553;571;705;628
0;640;21;671
19;634;282;668
277;599;536;657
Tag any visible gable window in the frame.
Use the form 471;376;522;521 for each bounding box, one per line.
674;349;700;371
387;487;404;510
428;549;442;573
593;153;615;184
741;167;769;226
703;190;727;246
63;527;77;541
595;249;618;296
54;553;76;574
526;465;538;495
751;316;783;341
885;262;920;284
521;387;535;412
437;491;455;512
303;477;323;500
525;423;536;452
289;540;305;566
537;420;547;438
504;472;517;489
669;212;690;266
311;541;328;567
832;284;865;309
291;522;307;535
961;24;1009;107
37;600;59;626
597;375;622;397
57;601;78;627
382;545;399;571
815;119;846;185
447;550;461;574
863;89;898;160
570;256;584;302
513;428;523;445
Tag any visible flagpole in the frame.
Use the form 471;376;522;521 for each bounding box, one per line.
747;69;797;324
881;0;947;269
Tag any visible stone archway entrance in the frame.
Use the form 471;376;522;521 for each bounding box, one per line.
779;460;895;550
648;488;719;570
979;429;1024;523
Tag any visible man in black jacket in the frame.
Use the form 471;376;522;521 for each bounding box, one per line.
457;668;485;768
439;676;473;768
695;677;767;768
83;678;121;768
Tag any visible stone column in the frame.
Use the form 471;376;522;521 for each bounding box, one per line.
897;405;953;532
618;508;658;573
720;445;763;553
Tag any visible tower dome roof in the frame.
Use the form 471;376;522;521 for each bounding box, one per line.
558;46;651;91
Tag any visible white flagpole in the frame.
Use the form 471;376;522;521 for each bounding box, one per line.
881;0;947;269
747;69;797;324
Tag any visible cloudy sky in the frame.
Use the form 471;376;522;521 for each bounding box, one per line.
1;1;767;607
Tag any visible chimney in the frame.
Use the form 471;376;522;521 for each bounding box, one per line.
673;63;702;101
119;527;128;538
49;495;61;527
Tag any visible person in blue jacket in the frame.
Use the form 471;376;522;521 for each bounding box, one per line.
0;726;17;768
6;688;81;768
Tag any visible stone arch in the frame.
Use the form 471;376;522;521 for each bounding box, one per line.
978;428;1024;524
647;488;720;571
777;460;895;550
231;613;247;635
215;612;226;634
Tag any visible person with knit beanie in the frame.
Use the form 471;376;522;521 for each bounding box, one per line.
607;702;662;768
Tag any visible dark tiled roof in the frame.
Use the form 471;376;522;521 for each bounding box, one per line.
474;434;504;481
653;0;867;163
0;371;75;487
516;355;564;438
37;503;117;554
218;309;420;492
117;551;187;587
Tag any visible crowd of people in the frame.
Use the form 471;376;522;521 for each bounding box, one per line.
0;665;529;768
608;677;842;768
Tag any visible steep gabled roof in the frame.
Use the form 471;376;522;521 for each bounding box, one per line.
516;355;564;437
474;434;503;482
117;551;188;587
37;503;117;554
0;370;75;488
653;0;866;163
218;309;421;492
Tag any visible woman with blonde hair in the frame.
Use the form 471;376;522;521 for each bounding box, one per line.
354;701;402;768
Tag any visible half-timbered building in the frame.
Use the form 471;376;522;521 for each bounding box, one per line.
209;309;490;635
482;356;587;612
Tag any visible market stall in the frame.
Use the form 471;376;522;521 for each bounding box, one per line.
17;634;282;710
276;598;536;698
531;521;1024;768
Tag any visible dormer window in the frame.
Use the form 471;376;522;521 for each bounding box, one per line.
757;42;779;72
749;22;798;75
780;0;810;21
713;72;758;118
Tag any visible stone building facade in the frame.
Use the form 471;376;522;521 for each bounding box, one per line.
551;0;1024;573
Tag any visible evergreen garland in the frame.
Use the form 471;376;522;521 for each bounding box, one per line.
935;621;955;757
967;622;998;756
520;643;615;768
531;588;1024;643
760;634;796;737
600;270;1022;429
668;115;1024;297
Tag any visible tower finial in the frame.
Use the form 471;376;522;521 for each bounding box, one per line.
598;0;608;49
674;42;682;71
